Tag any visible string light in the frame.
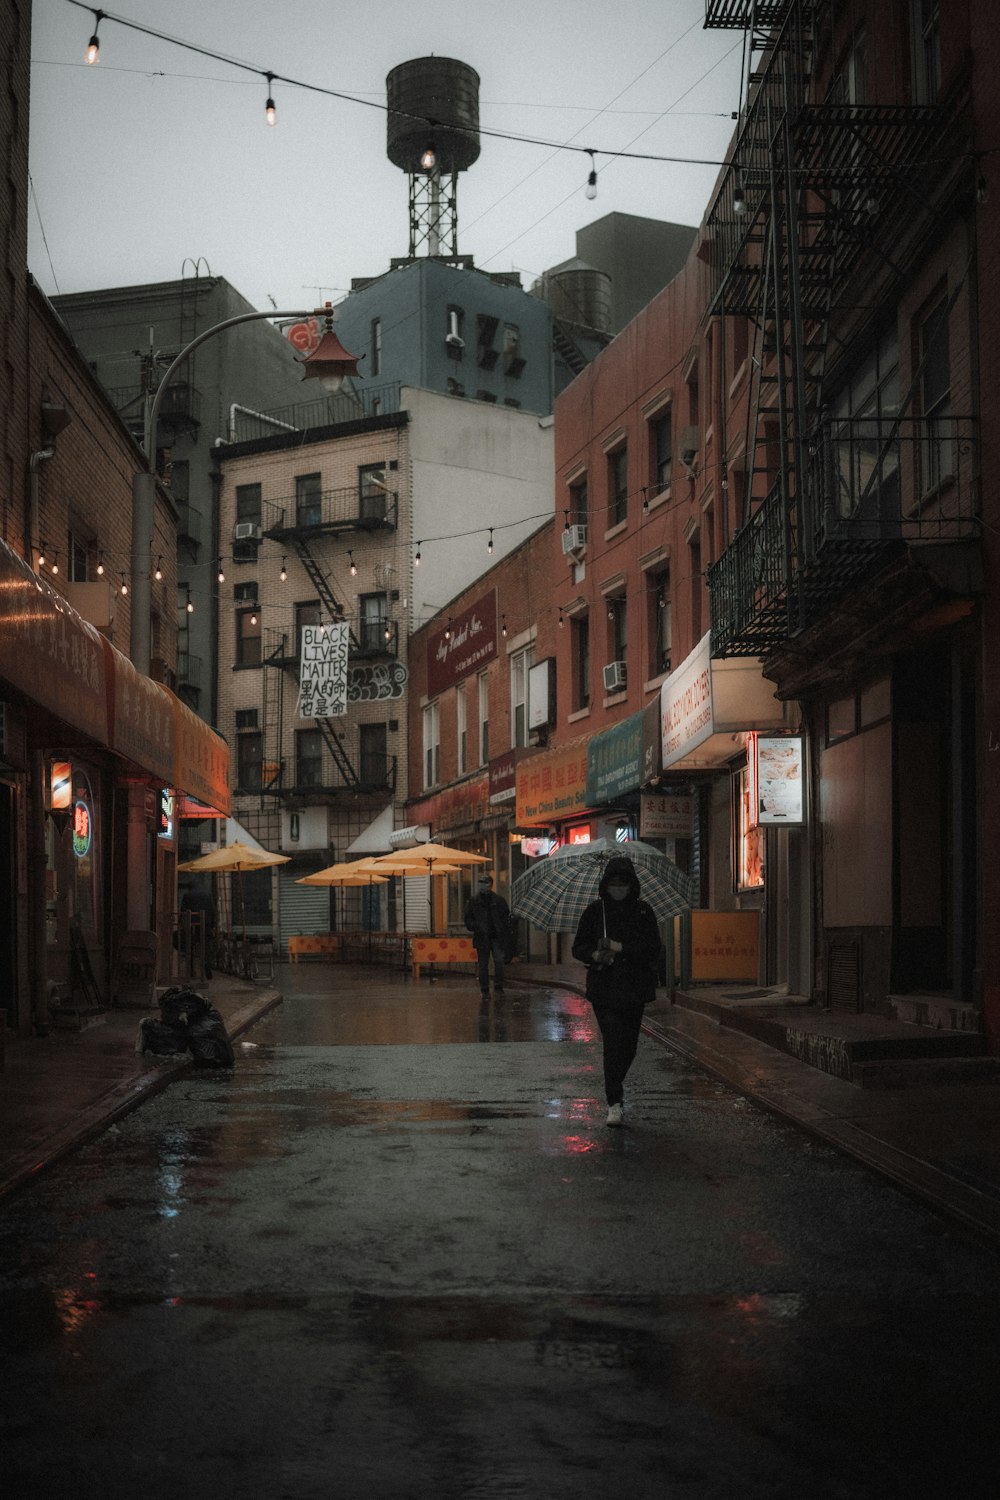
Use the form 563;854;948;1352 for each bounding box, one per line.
487;528;494;555
96;551;105;576
420;142;436;171
120;573;128;596
384;622;392;642
280;556;287;581
444;619;452;641
250;607;258;625
348;550;357;577
558;607;565;628
501;614;507;638
264;72;277;126
154;556;163;581
414;543;422;567
37;542;47;568
217;558;225;583
85;9;103;65
585;150;598;200
49;551;59;575
186;591;194;613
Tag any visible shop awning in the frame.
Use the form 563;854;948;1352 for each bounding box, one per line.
0;537;231;807
346;803;396;854
515;734;592;828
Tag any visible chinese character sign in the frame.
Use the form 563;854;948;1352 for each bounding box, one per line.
297;623;350;718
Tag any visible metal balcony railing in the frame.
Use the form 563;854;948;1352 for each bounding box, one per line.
262;486;398;538
177;650;202;687
709;413;979;656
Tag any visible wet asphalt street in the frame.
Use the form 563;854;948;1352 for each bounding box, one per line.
2;968;999;1499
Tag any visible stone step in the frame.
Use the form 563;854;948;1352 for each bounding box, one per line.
852;1055;1000;1089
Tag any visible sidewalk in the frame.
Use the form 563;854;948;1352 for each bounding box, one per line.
2;961;999;1250
0;977;281;1202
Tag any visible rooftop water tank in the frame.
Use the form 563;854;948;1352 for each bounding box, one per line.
386;57;481;176
545;265;612;334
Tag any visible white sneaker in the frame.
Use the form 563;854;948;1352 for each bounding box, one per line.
606;1102;623;1127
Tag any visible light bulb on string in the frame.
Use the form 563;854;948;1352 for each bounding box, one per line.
279;557;287;582
37;542;47;568
585;150;598;201
186;592;194;614
96;551;105;576
120;573;128;596
264;73;277;126
558;608;565;629
49;552;59;575
348;550;357;577
250;609;258;626
487;529;494;556
501;614;507;638
217;558;225;583
86;10;103;64
414;543;422;567
444;619;452;641
154;556;163;581
420;141;436;171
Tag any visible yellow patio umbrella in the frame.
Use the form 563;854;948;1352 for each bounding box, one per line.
375;844;486;932
178;841;290;945
295;862;390;954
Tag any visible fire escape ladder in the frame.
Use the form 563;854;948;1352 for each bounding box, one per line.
290;538;343;621
259;627;288;795
316;720;360;789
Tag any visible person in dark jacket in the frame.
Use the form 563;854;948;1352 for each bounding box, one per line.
571;854;661;1127
464;873;514;998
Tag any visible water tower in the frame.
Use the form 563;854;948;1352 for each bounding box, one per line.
386;58;481;259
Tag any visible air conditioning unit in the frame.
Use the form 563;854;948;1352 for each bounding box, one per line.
561;524;587;556
603;660;628;693
234;522;261;541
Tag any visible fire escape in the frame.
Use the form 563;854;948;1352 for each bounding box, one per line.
703;0;979;667
255;482;401;799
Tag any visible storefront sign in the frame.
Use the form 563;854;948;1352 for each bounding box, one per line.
640;793;694;840
751;734;805;825
515;737;590;826
409;773;490;834
586;711;645;806
427;590;498;697
157;789;175;840
169;689;231;816
106;640;175;784
661;633;713;769
298;622;350;718
72;794;93;858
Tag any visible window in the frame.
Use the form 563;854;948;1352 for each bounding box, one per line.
370;318;382;377
360;722;388;786
606;595;627;666
570;475;588;528
294;600;321;660
648;568;672;678
295;473;322;527
573;615;590;711
67;530;89;582
295;729;323;788
457;684;468;775
689;531;703;641
236;483;262;523
919;296;952;493
687;360;700;424
476;314;499;369
510;644;535;749
170;460;190;504
236;607;261;667
911;0;940;103
478;672;489;766
360;592;388;652
423;702;441;788
237;732;262;791
503;324;525;378
649;410;672;495
359;462;388;522
608;446;628;526
832;327;901;521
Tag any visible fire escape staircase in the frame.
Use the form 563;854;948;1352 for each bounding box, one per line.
702;0;976;658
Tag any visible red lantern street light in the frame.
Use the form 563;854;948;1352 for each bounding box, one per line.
300;302;361;394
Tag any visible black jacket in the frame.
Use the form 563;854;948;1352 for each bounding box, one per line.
464;889;513;952
571;856;661;1010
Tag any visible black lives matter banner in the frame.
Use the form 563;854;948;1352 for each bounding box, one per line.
297;623;350;718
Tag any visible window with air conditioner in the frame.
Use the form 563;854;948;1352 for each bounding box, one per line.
562;524;587;556
603;660;627;694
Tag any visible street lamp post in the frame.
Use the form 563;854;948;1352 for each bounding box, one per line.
131;303;360;671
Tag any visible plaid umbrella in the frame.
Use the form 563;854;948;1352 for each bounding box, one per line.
510;838;697;932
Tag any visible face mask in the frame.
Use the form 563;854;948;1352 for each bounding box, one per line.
606;884;629;901
478;882;491;893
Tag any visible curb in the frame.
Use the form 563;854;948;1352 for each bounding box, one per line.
0;989;282;1204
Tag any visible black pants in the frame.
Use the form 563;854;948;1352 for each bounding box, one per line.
592;1004;644;1105
475;938;506;994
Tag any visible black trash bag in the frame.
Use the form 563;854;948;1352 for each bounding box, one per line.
186;1006;235;1069
159;986;208;1029
137;1016;190;1057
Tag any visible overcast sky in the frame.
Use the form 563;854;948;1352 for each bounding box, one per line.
28;0;744;314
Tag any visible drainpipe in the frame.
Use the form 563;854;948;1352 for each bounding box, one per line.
27;445;56;566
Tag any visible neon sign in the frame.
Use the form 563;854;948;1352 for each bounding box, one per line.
72;798;92;858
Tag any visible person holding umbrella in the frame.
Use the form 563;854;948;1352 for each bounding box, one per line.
464;873;514;998
571;855;661;1128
